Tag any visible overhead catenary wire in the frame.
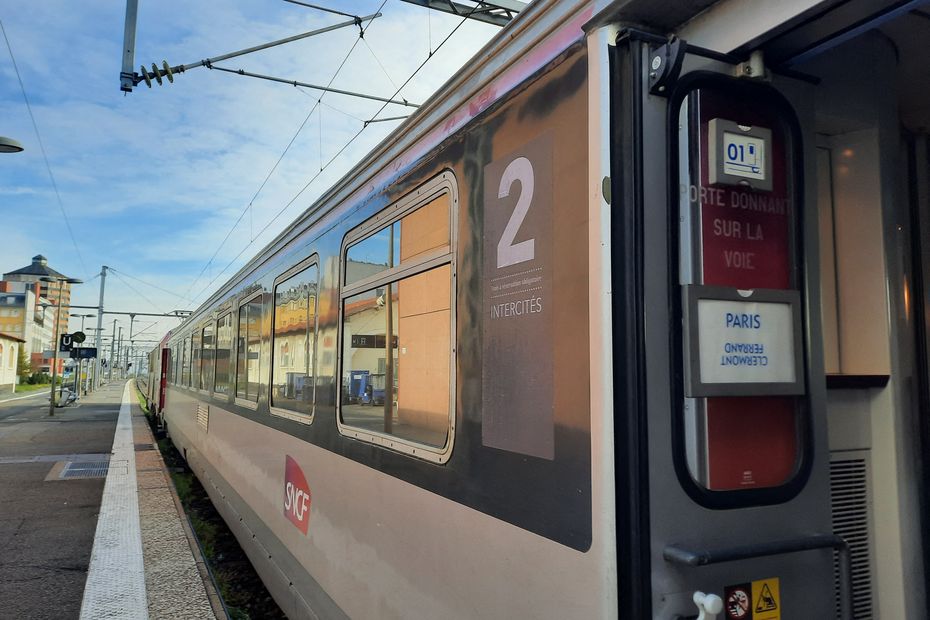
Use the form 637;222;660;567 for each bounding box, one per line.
1;20;89;280
109;267;191;303
364;1;483;126
313;97;367;123
281;0;363;20
182;2;389;306
206;65;417;107
361;37;399;91
185;1;479;309
111;270;170;315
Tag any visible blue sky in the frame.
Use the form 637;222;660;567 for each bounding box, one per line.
0;0;498;347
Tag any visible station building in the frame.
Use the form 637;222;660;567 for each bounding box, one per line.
0;255;73;374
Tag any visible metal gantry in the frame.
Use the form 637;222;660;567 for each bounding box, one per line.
398;0;527;27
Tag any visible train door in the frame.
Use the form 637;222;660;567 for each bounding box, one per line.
611;32;839;620
159;347;169;413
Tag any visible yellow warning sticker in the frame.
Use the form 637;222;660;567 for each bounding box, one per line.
751;577;780;620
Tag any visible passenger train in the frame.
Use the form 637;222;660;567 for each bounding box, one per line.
146;0;930;617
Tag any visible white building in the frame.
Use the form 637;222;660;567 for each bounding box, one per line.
0;333;25;393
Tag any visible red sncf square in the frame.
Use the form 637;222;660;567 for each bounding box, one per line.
284;455;311;535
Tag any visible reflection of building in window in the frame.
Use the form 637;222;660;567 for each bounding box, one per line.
271;264;318;418
341;190;453;451
236;296;262;402
181;335;191;387
191;330;202;390
214;313;232;394
201;323;215;392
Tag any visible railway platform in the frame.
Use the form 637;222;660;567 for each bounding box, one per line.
0;380;224;619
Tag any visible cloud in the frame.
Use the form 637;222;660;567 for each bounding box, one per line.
0;0;501;340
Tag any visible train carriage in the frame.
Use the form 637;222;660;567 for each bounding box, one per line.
150;0;930;618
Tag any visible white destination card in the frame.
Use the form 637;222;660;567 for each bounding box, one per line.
697;298;796;384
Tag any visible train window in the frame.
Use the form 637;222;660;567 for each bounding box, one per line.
191;330;202;390
271;261;318;423
345;230;394;285
344;193;450;287
339;176;455;462
201;323;215;391
214;313;232;395
236;295;262;404
669;78;811;507
181;335;191;387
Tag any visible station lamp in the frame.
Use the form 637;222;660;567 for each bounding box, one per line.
0;136;24;153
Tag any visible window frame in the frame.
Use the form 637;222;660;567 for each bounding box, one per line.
197;320;214;394
181;334;192;388
667;73;813;508
213;310;233;398
234;292;262;410
191;329;202;392
269;256;320;425
336;171;457;463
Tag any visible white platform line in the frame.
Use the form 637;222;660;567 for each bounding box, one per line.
79;381;148;619
0;389;51;403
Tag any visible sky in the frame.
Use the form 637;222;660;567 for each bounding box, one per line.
0;0;500;358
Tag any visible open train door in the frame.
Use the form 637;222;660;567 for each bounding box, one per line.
602;10;838;620
599;1;930;617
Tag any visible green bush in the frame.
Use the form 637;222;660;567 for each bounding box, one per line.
16;348;31;381
26;372;52;385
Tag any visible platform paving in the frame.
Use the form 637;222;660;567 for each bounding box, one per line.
0;381;223;620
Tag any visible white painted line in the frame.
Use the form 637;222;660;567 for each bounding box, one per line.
79;381;148;620
0;390;51;403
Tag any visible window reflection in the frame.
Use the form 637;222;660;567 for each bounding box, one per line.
236;297;262;401
181;336;190;387
344;194;450;286
341;264;451;447
345;229;393;285
214;313;232;395
191;331;201;389
272;265;318;415
201;323;214;391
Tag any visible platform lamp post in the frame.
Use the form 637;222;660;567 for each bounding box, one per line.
0;136;24;153
70;313;95;395
43;276;82;416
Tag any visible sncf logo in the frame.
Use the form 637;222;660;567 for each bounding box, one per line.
284;455;311;535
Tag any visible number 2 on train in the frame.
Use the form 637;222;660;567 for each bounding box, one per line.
497;156;535;268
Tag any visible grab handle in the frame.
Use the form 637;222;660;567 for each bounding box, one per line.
663;533;852;620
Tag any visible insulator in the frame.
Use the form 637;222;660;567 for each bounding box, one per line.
140;65;152;88
163;61;174;83
152;63;163;85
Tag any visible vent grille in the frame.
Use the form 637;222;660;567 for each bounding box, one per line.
61;460;110;479
831;456;874;619
197;404;209;432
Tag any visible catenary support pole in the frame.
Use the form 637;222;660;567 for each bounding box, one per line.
109;319;117;380
94;266;107;388
127;314;135;376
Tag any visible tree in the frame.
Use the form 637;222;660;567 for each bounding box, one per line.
16;347;31;383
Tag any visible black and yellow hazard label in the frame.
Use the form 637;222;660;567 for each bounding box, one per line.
751;577;780;620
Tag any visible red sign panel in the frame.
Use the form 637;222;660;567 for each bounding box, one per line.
700;185;790;289
284;455;311;535
697;89;798;491
699;94;791;290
